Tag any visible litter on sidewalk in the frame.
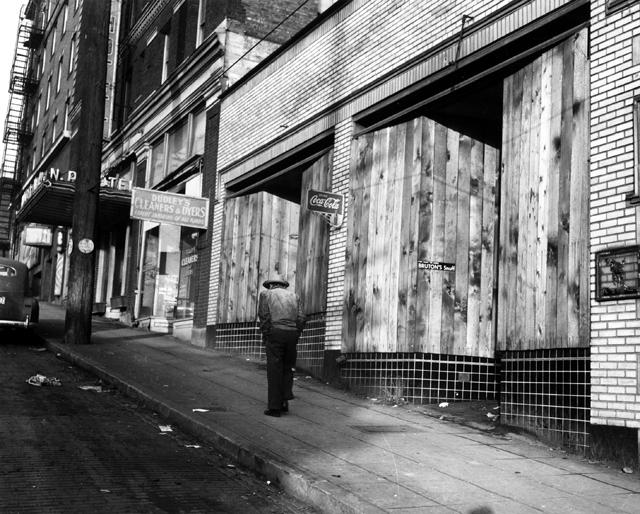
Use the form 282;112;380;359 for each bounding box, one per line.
26;374;61;387
159;425;173;432
78;385;105;393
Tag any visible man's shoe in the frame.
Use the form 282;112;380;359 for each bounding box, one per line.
281;401;289;413
264;409;281;417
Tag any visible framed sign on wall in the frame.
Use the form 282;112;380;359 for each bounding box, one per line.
595;246;640;301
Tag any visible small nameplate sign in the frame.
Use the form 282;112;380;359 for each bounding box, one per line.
418;260;456;272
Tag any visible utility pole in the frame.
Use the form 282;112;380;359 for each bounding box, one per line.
64;0;112;344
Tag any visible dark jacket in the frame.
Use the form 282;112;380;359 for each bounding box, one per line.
258;287;306;335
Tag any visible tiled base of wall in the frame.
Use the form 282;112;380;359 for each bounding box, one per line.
340;353;497;403
500;348;590;450
213;313;326;375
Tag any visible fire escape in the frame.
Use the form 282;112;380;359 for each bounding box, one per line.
0;5;42;253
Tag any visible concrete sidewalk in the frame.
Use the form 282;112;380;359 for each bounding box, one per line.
35;303;640;513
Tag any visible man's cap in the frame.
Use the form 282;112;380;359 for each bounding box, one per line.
263;277;289;288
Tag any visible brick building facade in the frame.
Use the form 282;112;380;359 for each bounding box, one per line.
208;0;640;450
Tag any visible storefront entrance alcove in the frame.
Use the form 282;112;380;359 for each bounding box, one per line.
215;149;333;376
340;28;591;450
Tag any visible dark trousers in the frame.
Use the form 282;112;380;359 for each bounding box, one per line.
265;328;298;410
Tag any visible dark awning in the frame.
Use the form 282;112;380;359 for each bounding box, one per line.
15;182;131;228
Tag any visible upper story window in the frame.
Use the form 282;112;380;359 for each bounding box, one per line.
161;32;170;83
68;35;75;74
45;76;52;110
148;109;206;187
56;56;63;92
607;0;640;14
51;24;57;55
36;94;41;125
634;97;640;195
196;0;206;46
64;99;70;131
62;4;68;34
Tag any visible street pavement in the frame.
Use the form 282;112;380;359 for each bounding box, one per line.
0;334;317;513
34;303;640;513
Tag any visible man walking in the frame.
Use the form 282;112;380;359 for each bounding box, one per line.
258;276;306;417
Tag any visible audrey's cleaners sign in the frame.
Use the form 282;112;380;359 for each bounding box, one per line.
130;188;209;229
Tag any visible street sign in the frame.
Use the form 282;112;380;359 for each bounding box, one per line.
130;188;209;229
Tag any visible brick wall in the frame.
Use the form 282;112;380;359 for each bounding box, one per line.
217;0;512;171
590;0;640;428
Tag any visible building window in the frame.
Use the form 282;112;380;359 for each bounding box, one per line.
75;0;79;12
196;0;206;46
607;0;640;14
150;137;166;186
45;76;51;110
56;56;63;93
62;4;68;34
36;94;41;125
41;132;47;158
68;35;75;74
51;24;57;56
161;33;170;83
42;44;47;71
168;120;189;174
64;99;70;131
52;114;57;143
189;109;206;156
634;97;640;196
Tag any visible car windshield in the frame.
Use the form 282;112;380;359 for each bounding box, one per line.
0;265;17;277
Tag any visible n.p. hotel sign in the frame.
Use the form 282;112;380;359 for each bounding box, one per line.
130;188;209;230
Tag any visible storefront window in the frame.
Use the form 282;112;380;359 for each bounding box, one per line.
149;138;165;186
175;227;198;319
139;226;159;318
156;224;180;319
168;120;189;174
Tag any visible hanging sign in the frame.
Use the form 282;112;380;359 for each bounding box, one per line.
306;189;343;227
130;188;209;229
77;238;95;254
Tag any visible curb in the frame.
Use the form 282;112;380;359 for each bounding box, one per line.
44;339;384;514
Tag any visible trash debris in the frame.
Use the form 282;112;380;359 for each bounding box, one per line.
78;385;104;393
100;489;111;493
493;406;500;410
185;445;201;449
486;412;499;420
438;402;449;408
192;408;209;413
622;467;634;474
26;374;61;387
331;474;341;478
158;425;173;432
28;347;47;352
226;464;236;468
266;480;271;485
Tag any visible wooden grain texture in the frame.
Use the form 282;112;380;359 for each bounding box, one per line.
416;119;435;351
535;49;552;345
480;145;498;357
453;134;471;355
441;128;460;355
556;37;574;348
429;122;448;355
497;31;589;351
342;117;498;357
516;62;532;351
466;137;484;355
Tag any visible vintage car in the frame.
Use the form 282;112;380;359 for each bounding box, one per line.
0;257;39;329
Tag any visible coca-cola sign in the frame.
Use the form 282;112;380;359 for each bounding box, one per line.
307;189;343;215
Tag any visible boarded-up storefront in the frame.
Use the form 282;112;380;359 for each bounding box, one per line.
343;118;499;358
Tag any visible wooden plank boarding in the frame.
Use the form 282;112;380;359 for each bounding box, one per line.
416;119;435;350
556;37;574;348
453;134;471;355
428;122;448;354
480;145;498;357
466;137;484;355
535;49;552;345
516;62;532;350
441;126;460;354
